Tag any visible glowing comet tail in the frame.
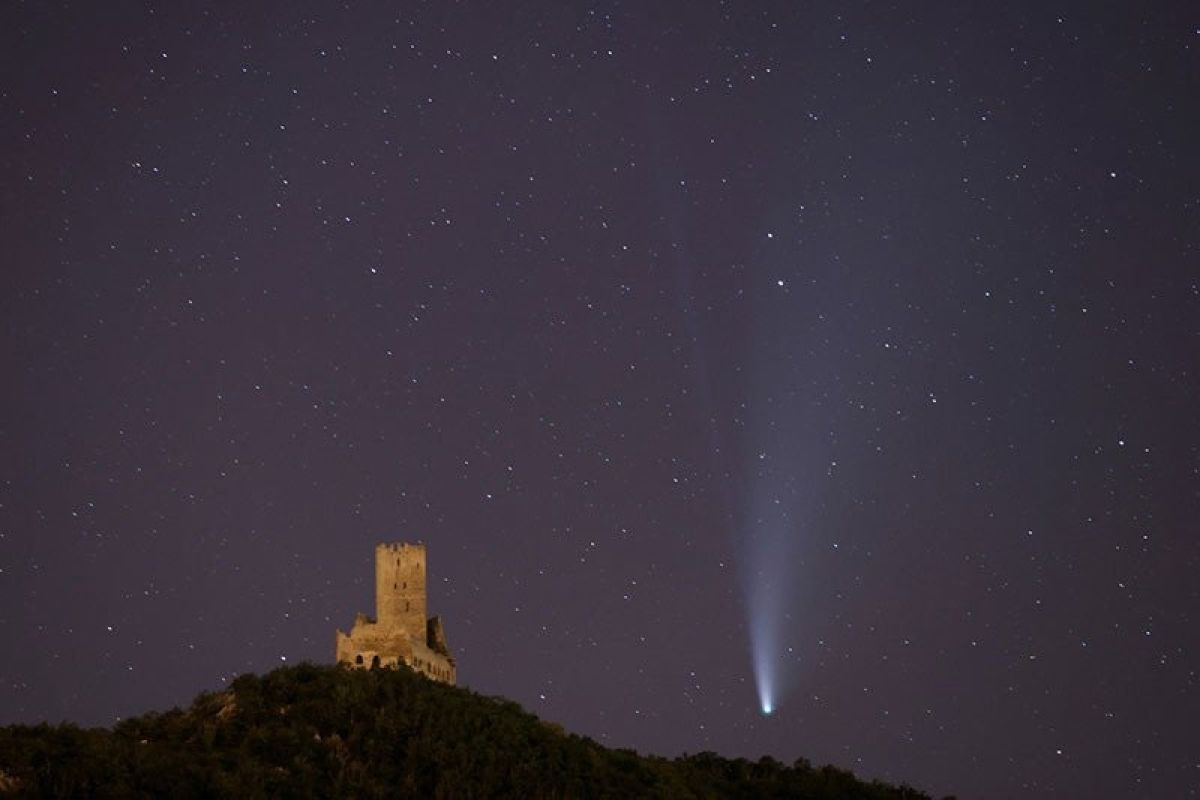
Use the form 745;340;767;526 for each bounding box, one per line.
742;500;797;717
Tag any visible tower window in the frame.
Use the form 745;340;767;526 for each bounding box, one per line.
355;654;363;665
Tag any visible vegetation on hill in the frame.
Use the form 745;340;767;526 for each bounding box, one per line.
0;663;939;798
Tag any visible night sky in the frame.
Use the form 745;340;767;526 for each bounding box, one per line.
2;2;1198;798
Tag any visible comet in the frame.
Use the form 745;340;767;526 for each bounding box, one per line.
740;462;804;719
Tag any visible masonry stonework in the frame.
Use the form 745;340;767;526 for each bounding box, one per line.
335;542;456;685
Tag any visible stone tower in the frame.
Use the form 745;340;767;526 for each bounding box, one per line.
375;542;426;634
335;542;456;684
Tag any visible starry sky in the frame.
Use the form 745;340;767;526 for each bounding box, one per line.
2;2;1198;798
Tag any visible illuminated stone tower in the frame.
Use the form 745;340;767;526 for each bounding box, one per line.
375;542;427;635
335;542;456;684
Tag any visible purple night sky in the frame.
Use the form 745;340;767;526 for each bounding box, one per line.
2;3;1197;798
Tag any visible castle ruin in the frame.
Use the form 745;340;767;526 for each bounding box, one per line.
335;542;456;685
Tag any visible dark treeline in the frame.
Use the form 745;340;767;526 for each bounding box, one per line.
0;664;943;798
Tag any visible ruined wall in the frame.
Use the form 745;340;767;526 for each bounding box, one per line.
406;639;457;684
336;619;456;682
427;616;450;655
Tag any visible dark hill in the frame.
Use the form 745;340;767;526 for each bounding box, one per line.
0;664;938;799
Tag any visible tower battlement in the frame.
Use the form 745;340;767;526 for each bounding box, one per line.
335;542;456;684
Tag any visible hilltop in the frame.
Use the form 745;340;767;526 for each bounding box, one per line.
0;664;938;798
